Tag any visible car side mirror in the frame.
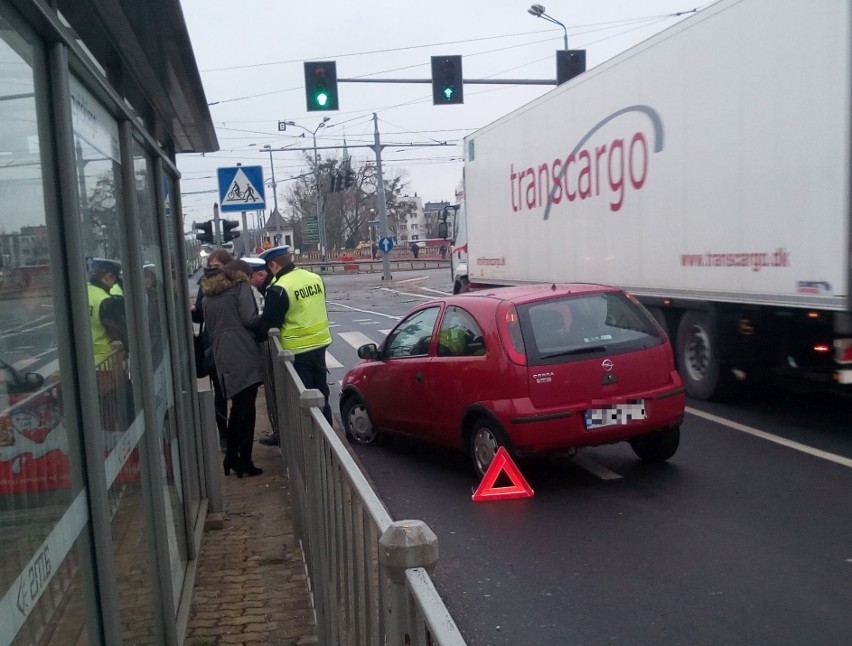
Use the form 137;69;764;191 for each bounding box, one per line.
437;222;448;238
357;343;379;360
24;372;45;390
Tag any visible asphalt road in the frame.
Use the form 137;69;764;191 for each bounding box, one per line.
318;268;852;646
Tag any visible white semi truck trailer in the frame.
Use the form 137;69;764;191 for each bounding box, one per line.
441;0;852;399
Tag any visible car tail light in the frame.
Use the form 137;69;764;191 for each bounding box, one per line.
497;303;527;365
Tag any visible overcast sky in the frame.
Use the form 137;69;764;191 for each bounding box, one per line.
176;0;708;226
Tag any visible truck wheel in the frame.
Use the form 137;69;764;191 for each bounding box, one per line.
629;425;680;462
469;417;507;478
676;310;722;399
454;276;469;295
342;396;380;445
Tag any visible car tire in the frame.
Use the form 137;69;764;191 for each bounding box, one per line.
676;310;725;400
469;417;508;478
629;425;680;463
341;396;379;445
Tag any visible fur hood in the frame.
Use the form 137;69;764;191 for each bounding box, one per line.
200;268;250;296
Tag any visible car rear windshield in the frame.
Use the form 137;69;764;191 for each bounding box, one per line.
518;291;662;365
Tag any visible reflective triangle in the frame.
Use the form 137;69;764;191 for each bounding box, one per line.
472;446;534;502
221;168;264;207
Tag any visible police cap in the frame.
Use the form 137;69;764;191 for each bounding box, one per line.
258;245;290;263
242;257;268;272
87;257;121;276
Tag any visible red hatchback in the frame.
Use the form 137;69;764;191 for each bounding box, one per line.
340;284;685;477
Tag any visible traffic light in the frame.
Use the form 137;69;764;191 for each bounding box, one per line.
431;55;463;105
304;61;339;112
556;50;586;85
329;171;341;193
344;169;355;189
222;219;240;242
195;220;213;244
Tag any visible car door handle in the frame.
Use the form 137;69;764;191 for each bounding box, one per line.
415;371;425;383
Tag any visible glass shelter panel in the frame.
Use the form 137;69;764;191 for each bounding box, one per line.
0;11;91;645
133;145;188;611
71;76;157;641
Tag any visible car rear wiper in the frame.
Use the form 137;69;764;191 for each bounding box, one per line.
541;345;607;359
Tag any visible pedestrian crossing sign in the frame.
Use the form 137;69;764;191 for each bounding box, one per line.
217;165;266;212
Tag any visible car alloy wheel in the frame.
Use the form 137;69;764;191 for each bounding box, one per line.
470;418;505;478
342;396;378;445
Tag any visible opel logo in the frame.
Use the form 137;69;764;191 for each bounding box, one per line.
601;359;614;372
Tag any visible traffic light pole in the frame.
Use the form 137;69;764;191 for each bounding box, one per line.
371;112;392;282
213;202;222;245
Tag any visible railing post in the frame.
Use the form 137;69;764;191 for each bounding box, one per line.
379;520;439;643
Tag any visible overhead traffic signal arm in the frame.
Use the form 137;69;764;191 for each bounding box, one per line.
431;55;463;105
222;219;240;242
304;61;339;112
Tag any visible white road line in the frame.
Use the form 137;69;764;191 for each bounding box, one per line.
379;329;392;336
376;287;436;300
328;301;401;320
338;331;377;350
417;286;452;296
325;351;343;369
686;406;852;469
394;276;431;284
572;453;623;480
352;318;373;323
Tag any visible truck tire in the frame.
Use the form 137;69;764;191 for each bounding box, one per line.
454;276;469;295
629;425;680;462
676;310;723;399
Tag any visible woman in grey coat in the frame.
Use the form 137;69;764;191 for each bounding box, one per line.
201;259;264;476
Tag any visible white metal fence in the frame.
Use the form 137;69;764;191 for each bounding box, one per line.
265;332;466;646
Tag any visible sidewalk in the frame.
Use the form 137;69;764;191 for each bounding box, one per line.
184;388;318;646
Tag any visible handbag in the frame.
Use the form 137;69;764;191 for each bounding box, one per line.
194;323;214;378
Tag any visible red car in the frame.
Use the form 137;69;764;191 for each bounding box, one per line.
340;284;686;477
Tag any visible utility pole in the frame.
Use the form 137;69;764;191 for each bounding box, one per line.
372;112;392;281
213;202;221;245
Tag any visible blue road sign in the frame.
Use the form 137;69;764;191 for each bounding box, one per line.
218;166;266;212
378;236;394;253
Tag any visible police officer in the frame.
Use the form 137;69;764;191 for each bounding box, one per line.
87;257;126;366
255;246;333;444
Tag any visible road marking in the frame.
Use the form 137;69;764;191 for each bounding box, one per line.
394;276;430;284
686;406;852;469
572;453;623;480
338;331;377;350
328;301;401;320
325;351;343;369
379;329;392;336
376;287;436;300
417;286;452;296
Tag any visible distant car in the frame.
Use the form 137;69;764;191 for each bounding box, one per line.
340;284;685;477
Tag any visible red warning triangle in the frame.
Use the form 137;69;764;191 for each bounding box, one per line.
472;446;534;502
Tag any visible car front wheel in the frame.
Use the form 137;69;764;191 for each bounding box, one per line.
342;396;379;445
629;425;680;463
469;417;507;478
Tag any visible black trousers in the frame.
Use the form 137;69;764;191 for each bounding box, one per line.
225;383;260;466
209;368;228;441
293;346;332;424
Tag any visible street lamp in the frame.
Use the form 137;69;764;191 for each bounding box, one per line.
528;4;568;50
286;117;331;260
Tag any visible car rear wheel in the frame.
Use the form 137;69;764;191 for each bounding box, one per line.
469;417;507;478
629;425;680;463
342;396;379;445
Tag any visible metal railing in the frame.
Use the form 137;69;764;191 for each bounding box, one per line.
264;332;466;646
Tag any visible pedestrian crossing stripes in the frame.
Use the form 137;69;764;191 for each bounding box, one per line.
326;328;392;370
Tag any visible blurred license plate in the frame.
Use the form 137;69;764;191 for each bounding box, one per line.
584;401;646;429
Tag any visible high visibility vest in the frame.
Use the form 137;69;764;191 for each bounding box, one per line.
88;283;113;367
272;268;332;353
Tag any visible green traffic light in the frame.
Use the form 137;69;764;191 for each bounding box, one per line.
443;86;454;100
315;91;329;107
